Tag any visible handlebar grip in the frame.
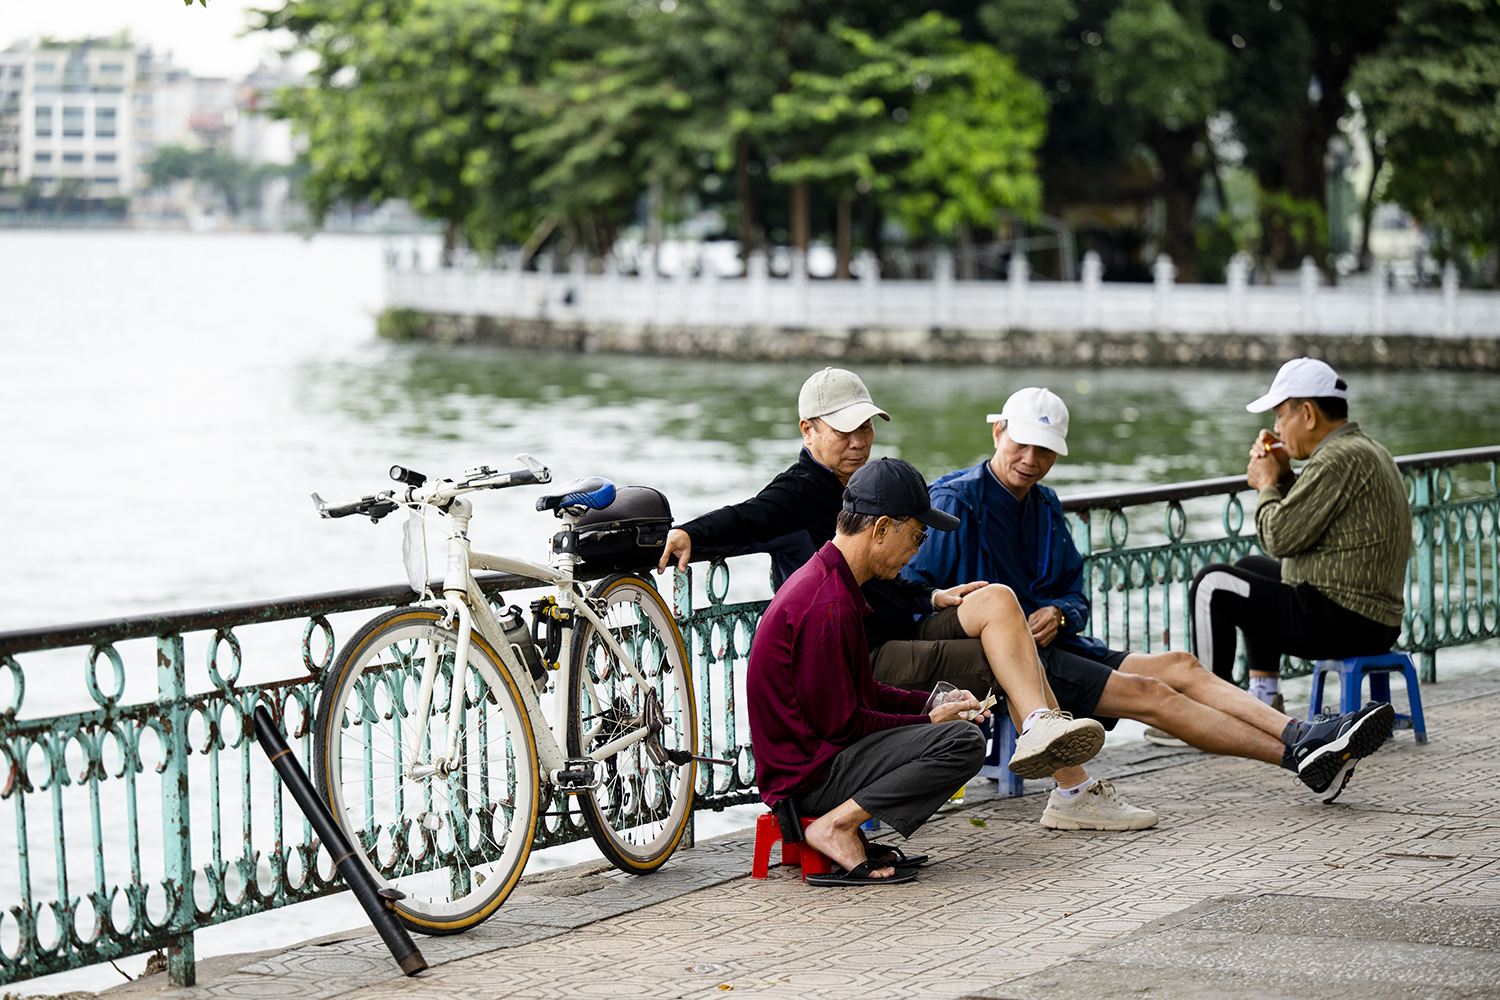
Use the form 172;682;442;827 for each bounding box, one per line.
322;500;364;519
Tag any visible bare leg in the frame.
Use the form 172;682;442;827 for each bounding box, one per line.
955;585;1051;717
961;587;1092;787
1094;671;1284;764
800;799;896;878
1121;652;1291;738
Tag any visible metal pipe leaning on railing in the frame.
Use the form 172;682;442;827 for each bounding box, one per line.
251;706;427;977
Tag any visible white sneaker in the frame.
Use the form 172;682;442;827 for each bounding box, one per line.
1142;726;1190;749
1008;710;1105;778
1040;779;1159;831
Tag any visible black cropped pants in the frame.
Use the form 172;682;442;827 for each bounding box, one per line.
1189;555;1400;681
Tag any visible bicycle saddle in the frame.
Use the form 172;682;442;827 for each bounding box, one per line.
536;477;617;512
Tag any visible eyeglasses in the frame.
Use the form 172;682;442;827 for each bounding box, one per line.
905;520;929;548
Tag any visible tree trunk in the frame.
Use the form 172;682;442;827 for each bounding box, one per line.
1146;124;1205;283
1357;140;1385;272
835;192;852;279
735;136;759;265
790;181;809;254
441;218;459;268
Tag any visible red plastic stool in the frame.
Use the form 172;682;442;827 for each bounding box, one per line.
751;813;832;881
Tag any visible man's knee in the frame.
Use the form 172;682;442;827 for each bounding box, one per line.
1135;650;1209;685
931;720;987;769
961;583;1023;634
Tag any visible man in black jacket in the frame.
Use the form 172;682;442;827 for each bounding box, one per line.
657;368;1152;829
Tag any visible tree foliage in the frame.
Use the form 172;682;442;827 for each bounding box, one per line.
1352;0;1500;274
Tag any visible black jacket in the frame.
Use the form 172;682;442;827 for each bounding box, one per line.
679;448;933;648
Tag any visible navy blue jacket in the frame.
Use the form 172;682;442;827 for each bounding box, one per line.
902;461;1106;659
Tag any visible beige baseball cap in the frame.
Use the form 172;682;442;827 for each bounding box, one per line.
798;367;890;433
988;387;1069;456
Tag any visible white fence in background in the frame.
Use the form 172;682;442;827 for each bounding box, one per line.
387;249;1500;338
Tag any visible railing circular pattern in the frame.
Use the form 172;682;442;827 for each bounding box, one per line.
302;616;334;676
86;644;127;708
208;629;243;691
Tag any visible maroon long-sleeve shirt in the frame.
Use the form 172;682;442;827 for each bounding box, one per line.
747;542;931;805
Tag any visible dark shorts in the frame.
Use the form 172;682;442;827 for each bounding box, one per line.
1037;643;1129;730
869;607;994;700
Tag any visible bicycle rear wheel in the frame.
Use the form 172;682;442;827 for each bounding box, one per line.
566;573;696;873
312;606;540;934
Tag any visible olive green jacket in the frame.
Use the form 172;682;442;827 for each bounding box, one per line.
1254;422;1410;627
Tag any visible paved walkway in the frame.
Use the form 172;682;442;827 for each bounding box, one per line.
102;671;1500;1000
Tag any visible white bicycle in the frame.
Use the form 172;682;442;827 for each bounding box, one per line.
310;455;713;934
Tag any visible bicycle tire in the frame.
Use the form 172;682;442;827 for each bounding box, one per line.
565;573;697;873
312;606;540;934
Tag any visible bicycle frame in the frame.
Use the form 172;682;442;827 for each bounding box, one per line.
407;494;656;787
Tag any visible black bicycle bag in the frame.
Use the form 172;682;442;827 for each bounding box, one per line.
575;486;673;570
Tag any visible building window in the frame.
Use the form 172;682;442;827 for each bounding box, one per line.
95;106;117;137
8;67;22;80
34;106;52;137
62;106;84;137
34;152;52;163
100;63;124;75
34;62;54;74
32;175;54;184
62;152;84;164
95;152;116;163
95;176;119;186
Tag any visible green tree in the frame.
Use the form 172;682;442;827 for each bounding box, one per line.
1352;0;1500;279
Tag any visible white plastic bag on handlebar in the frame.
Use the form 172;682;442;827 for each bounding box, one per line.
402;511;427;594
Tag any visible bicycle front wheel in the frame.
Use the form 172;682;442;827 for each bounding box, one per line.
566;573;697;873
312;606;541;934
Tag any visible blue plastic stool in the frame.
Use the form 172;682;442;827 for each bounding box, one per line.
976;710;1025;797
1309;652;1427;743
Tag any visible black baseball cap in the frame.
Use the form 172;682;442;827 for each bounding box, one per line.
842;458;961;531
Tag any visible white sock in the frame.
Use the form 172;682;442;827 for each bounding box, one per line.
1249;676;1280;705
1056;777;1096;799
1021;708;1049;734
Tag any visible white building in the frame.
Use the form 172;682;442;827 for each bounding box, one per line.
2;39;302;202
3;40;135;199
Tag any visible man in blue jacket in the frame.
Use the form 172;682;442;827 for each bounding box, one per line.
903;387;1394;804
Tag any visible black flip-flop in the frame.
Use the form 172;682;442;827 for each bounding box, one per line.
863;842;930;867
805;860;919;887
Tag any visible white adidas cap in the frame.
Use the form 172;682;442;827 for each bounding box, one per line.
1245;358;1348;413
989;387;1069;456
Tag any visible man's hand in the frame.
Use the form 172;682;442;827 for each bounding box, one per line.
931;581;988;609
1246;432;1290;491
929;690;987;725
1027;605;1064;647
656;528;692;574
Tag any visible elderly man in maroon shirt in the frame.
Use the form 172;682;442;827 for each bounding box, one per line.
747;457;988;886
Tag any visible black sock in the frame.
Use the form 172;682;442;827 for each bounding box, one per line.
1279;745;1298;771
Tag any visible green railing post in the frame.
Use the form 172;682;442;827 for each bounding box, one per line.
1412;471;1439;683
156;635;195;987
1070;510;1094;635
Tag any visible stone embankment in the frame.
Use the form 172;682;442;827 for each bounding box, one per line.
393;312;1500;371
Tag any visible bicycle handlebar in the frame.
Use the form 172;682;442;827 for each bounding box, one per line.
312;454;553;522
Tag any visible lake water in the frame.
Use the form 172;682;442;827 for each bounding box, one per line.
4;231;1499;993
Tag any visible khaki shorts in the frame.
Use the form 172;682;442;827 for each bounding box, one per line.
869;606;995;701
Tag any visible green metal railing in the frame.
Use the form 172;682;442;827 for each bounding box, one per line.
1061;445;1500;681
1;445;1494;988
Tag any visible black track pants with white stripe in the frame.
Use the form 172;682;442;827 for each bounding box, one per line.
1188;555;1400;681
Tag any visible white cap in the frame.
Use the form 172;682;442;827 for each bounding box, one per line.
1245;358;1348;413
988;387;1069;456
798;367;890;433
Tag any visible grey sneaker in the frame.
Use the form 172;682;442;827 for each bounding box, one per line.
1292;702;1395;794
1040;779;1159;831
1008;710;1106;778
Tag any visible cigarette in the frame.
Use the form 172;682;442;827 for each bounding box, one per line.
1263;441;1283;451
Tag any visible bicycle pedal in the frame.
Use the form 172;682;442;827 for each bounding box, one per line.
554;759;600;792
664;749;734;767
